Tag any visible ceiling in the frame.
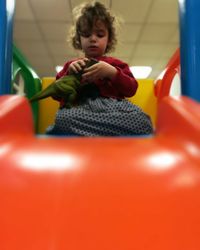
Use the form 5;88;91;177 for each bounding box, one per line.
13;0;179;79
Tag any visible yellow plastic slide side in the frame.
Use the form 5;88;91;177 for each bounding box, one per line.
38;78;157;134
38;77;58;134
127;79;157;127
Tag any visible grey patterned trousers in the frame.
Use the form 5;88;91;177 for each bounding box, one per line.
46;97;153;136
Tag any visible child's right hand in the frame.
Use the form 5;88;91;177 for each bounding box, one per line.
68;58;89;74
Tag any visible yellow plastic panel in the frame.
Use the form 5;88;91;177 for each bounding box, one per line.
127;79;157;126
38;77;59;134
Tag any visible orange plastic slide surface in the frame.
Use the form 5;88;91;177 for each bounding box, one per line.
0;95;200;250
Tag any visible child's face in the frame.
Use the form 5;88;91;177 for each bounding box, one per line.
80;20;109;58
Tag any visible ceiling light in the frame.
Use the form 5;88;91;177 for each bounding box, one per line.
129;66;152;79
56;65;152;79
55;65;63;73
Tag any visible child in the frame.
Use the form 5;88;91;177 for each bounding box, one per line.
47;1;153;136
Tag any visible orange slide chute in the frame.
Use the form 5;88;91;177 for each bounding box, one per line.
1;43;200;250
0;94;200;250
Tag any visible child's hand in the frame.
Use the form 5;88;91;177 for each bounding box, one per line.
68;58;89;74
82;61;117;82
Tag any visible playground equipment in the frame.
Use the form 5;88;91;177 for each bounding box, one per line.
12;44;41;130
1;1;200;250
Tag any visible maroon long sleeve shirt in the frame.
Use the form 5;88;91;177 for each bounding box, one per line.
56;56;138;100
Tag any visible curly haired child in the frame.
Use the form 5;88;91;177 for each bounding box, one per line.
47;1;153;136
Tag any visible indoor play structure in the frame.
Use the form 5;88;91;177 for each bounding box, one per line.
1;1;200;250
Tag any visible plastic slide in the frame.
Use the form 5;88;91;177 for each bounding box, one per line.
1;0;200;248
1;92;200;250
1;48;200;250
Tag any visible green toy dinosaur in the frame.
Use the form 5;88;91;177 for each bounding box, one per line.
29;59;99;108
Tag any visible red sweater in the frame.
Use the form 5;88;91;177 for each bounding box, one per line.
56;56;138;99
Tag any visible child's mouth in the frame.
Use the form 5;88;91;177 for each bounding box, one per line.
88;46;98;49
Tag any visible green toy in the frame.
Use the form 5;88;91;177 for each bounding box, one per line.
29;59;98;108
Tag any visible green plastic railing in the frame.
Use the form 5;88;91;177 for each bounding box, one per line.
12;44;42;132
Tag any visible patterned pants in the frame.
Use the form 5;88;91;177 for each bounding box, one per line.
46;97;153;136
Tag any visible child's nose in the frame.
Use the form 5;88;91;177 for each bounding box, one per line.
89;34;97;41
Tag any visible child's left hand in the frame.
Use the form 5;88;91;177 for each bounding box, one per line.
82;61;117;82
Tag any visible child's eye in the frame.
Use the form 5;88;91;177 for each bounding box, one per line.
97;33;105;38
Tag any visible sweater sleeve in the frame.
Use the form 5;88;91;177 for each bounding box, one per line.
109;59;138;97
56;60;72;80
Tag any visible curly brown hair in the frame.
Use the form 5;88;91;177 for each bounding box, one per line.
69;1;117;54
